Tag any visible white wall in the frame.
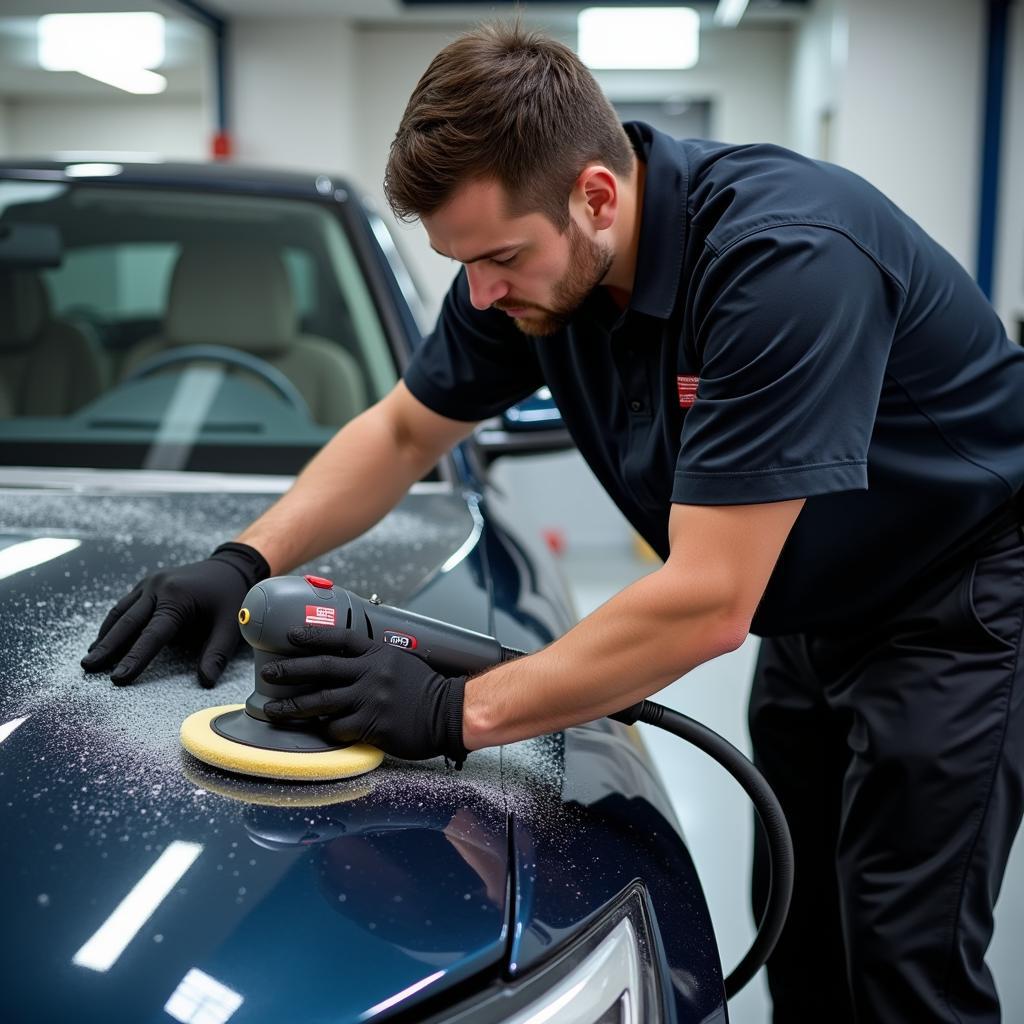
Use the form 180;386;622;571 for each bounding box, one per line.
230;17;357;176
788;0;987;277
349;25;463;316
1;97;209;160
834;0;985;272
994;0;1024;337
0;99;9;155
788;0;844;160
594;26;792;148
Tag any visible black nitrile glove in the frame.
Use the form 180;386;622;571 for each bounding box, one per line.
80;542;270;688
261;626;470;766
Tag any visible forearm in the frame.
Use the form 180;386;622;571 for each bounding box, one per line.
462;565;748;748
236;406;436;574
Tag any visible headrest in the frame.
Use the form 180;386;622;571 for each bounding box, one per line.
164;241;296;353
0;272;50;351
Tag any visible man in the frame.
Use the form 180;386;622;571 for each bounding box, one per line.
82;22;1024;1023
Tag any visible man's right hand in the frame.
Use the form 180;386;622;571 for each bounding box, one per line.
80;542;270;688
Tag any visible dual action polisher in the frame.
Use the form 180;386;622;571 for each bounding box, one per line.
179;572;795;999
180;573;524;783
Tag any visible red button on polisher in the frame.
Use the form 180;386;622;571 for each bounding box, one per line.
304;574;334;589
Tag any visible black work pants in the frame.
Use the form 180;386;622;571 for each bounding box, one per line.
750;526;1024;1022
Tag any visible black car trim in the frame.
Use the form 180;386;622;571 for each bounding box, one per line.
401;882;664;1024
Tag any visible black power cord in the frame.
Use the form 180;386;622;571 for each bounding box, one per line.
612;699;794;1000
503;642;793;997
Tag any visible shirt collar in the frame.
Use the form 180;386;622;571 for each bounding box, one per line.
621;121;690;320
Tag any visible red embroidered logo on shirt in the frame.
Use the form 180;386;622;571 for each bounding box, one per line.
677;375;699;408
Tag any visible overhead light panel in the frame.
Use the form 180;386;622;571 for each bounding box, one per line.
73;65;166;95
38;12;167;95
714;0;750;27
578;8;700;70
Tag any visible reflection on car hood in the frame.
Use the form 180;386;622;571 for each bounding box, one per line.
0;487;542;1022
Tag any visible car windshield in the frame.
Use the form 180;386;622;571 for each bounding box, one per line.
0;178;400;475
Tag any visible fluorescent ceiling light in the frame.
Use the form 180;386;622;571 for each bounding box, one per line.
38;12;165;69
578;7;700;70
76;65;166;95
0;715;29;746
714;0;750;27
0;538;80;581
72;840;203;972
165;968;244;1024
38;12;167;95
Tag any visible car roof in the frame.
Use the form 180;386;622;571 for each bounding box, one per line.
0;159;355;201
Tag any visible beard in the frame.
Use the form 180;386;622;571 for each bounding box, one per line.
494;220;613;337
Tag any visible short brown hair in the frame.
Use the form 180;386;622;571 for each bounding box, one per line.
384;21;634;231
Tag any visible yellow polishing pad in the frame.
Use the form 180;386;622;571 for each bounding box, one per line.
180;704;384;782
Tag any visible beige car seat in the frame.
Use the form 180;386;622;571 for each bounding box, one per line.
120;241;367;427
0;270;109;416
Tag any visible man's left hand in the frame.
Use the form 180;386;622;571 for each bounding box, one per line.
261;627;470;765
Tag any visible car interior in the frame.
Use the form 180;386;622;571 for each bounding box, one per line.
0;267;109;417
0;180;402;472
117;239;368;426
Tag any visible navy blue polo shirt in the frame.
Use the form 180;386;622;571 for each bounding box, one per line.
404;122;1024;635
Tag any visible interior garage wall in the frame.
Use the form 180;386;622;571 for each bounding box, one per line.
1;97;209;160
791;0;1021;337
788;0;843;160
994;0;1024;337
230;17;357;175
834;0;985;273
593;26;791;151
348;25;463;316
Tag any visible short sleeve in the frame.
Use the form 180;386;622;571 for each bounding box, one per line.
673;225;902;505
403;268;545;422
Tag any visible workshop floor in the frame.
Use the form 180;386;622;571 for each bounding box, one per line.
562;546;1024;1024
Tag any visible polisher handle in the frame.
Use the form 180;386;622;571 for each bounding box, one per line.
238;576;505;677
348;592;504;677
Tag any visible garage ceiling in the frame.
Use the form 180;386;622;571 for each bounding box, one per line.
1;0;807;24
0;10;207;99
198;0;805;24
0;0;804;100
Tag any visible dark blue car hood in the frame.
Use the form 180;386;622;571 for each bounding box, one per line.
0;482;725;1023
0;486;530;1022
